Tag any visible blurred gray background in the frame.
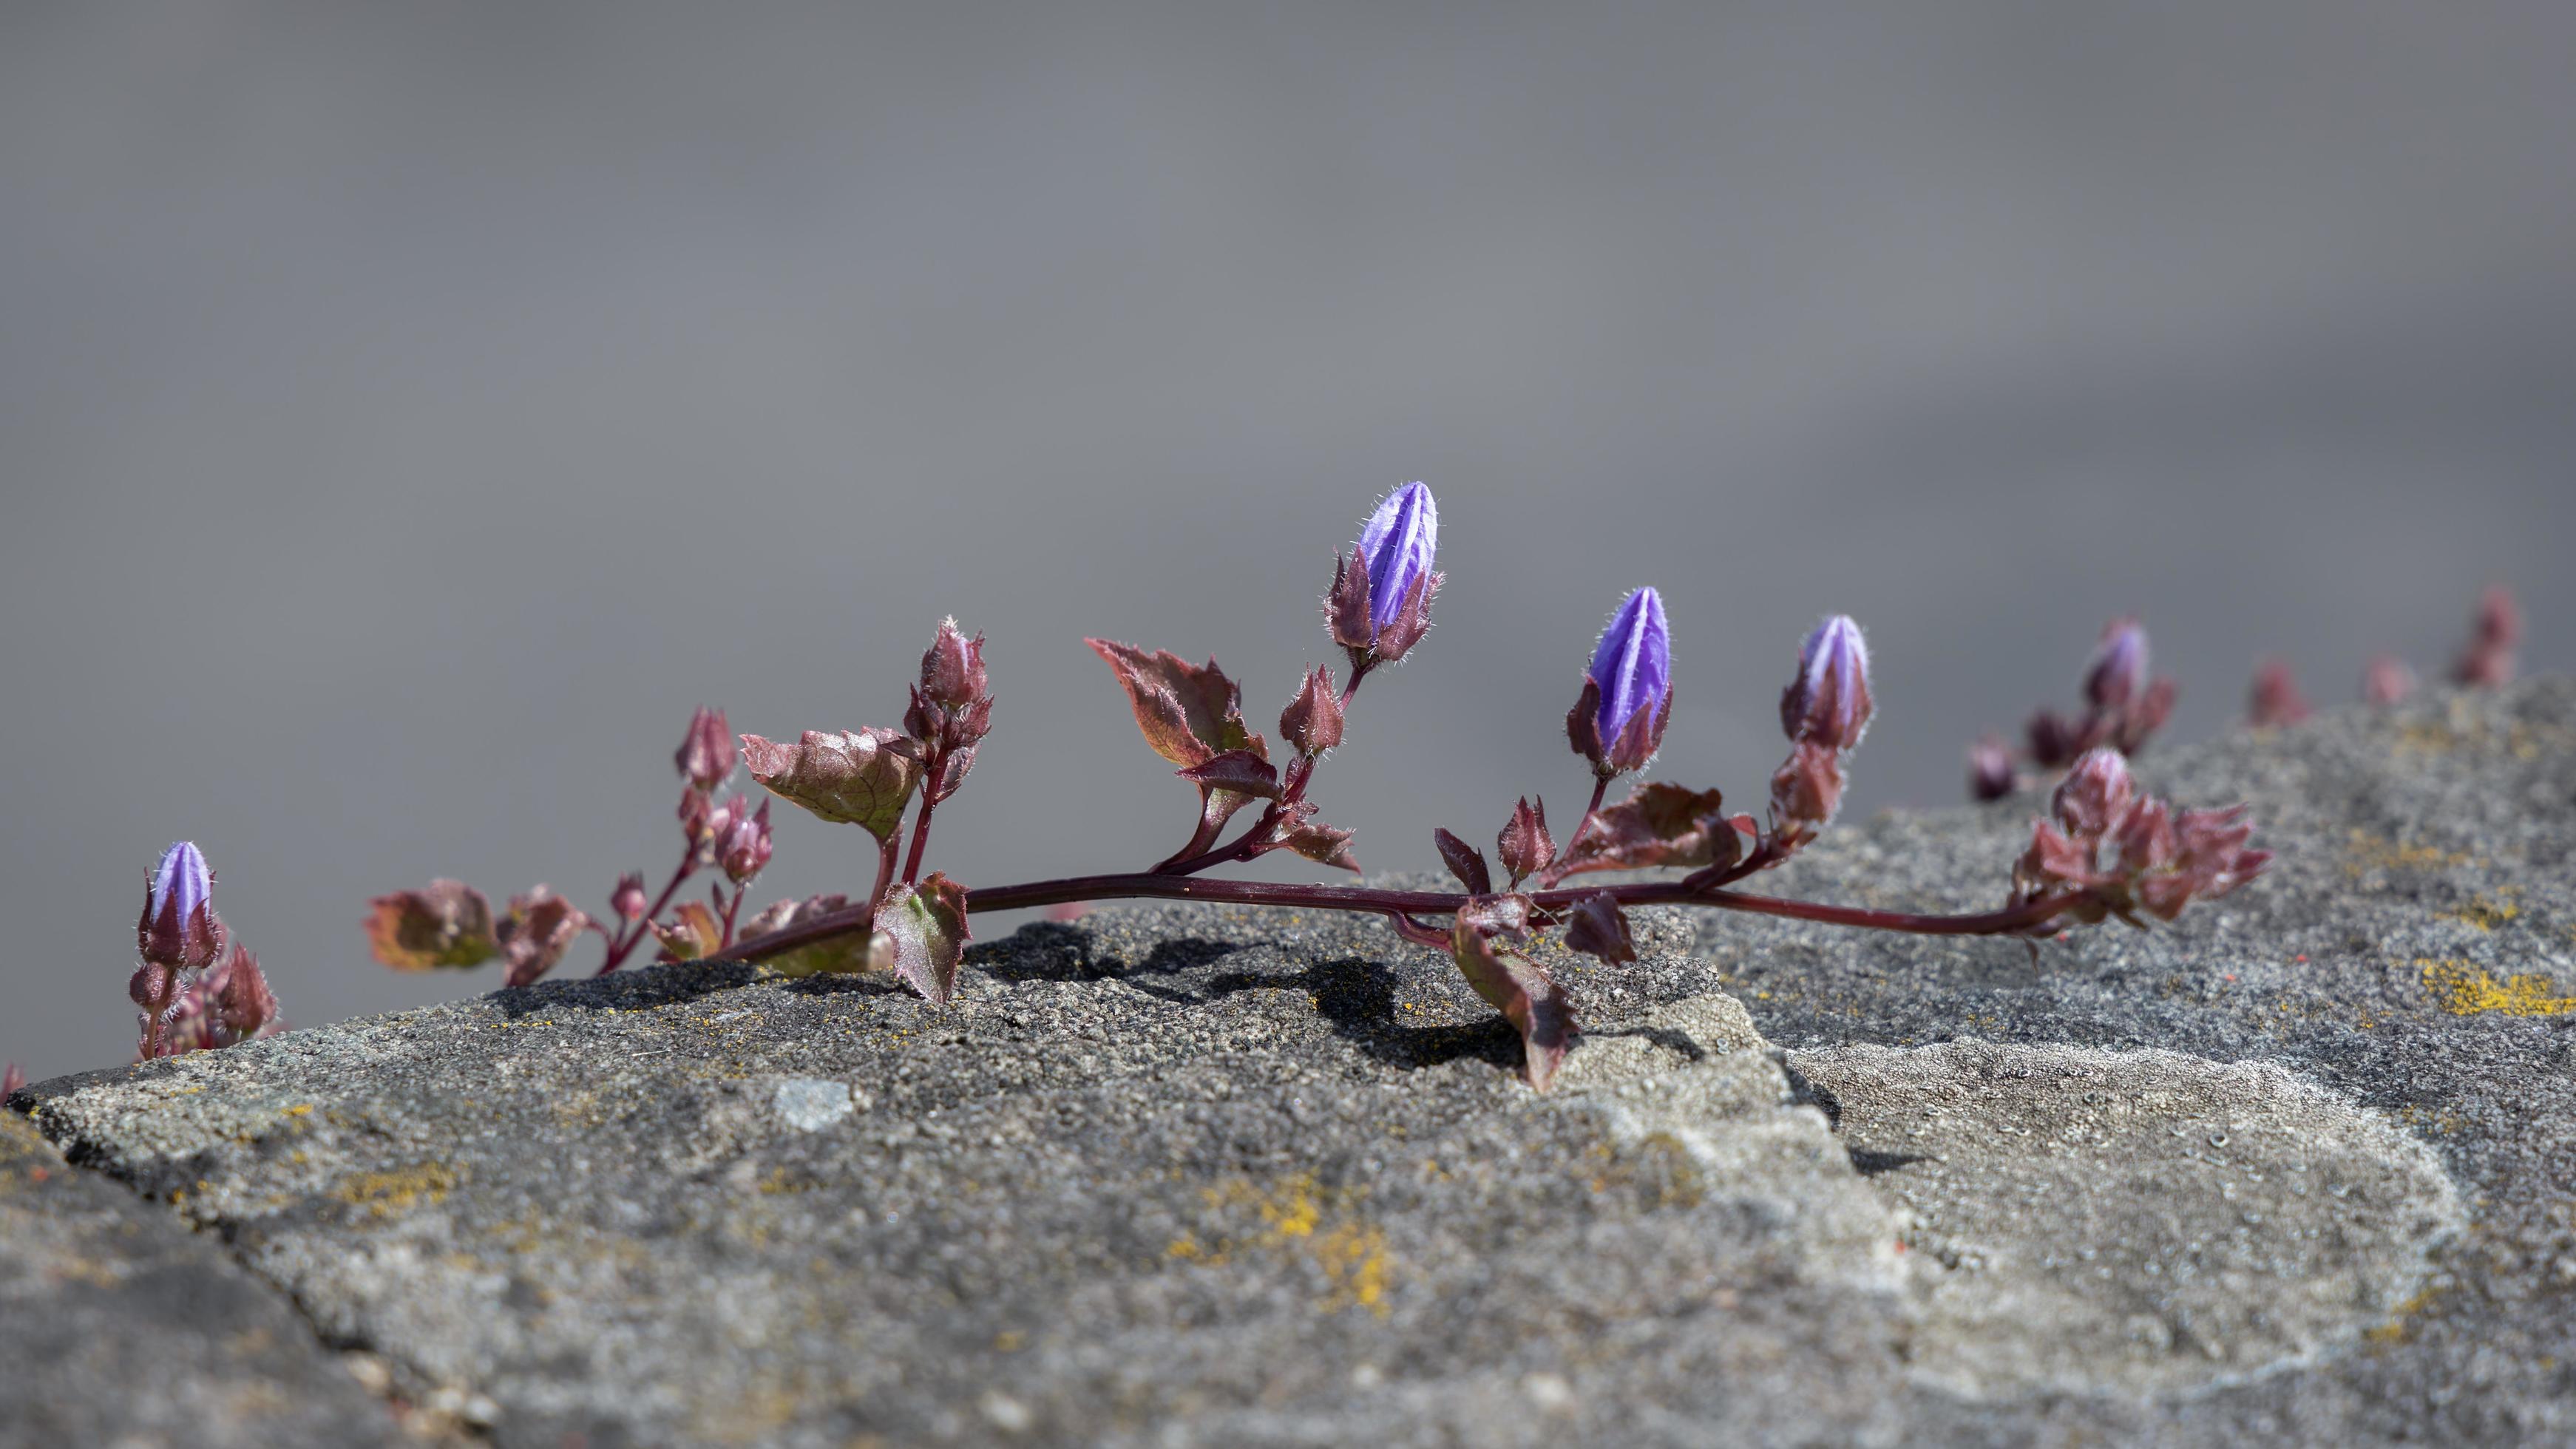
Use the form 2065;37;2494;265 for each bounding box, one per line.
3;2;2568;1082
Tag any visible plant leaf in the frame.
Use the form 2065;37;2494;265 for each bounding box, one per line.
1562;892;1637;965
649;900;723;962
365;880;498;971
498;886;590;987
1553;783;1738;878
1450;914;1576;1091
880;872;970;1005
1084;639;1267;769
742;728;923;841
1431;828;1492;895
1176;748;1281;799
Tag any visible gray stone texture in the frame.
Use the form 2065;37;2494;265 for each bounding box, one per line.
10;679;2575;1445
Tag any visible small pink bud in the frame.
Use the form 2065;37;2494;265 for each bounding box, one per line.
918;617;990;710
1496;797;1555;887
1279;665;1346;756
1;1063;23;1100
2361;654;2417;706
2246;659;2312;727
719;798;774;884
611;871;648;922
2082;618;2149;711
1967;734;2016;802
2051;748;2135;839
2450;584;2521;688
675;707;736;790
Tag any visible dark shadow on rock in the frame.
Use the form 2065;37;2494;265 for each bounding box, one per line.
1780;1060;1841;1130
490;959;761;1019
1845;1148;1931;1177
970;923;1250;985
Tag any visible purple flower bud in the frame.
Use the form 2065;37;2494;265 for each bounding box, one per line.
1967;733;2016;801
1355;483;1437;633
138;841;222;971
1780;614;1871;752
2052;748;2135;840
676;707;735;790
2361;653;2416;707
2082;619;2149;711
611;871;649;922
718;798;774;884
1567;588;1674;777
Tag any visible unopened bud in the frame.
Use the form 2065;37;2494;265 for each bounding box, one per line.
1780;614;1871;751
2052;748;2135;839
2361;653;2417;706
1497;797;1555;887
1330;483;1443;665
611;871;649;922
1967;734;2016;801
675;706;735;790
2246;659;2311;727
214;946;279;1038
719;798;774;884
1279;665;1345;756
2450;584;2521;688
1570;587;1674;777
1;1063;22;1100
138;841;223;971
919;617;989;710
2082;618;2149;711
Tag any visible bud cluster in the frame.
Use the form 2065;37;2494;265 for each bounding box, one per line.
2010;749;2269;926
128;842;282;1059
906;618;997;801
1970;617;2177;801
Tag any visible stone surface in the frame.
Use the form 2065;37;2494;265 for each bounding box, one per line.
10;679;2575;1445
0;1104;401;1448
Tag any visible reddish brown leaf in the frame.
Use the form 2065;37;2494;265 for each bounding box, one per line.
1450;915;1576;1092
1176;748;1281;799
365;880;498;971
498;885;591;987
1562;893;1636;965
1432;828;1492;895
1084;639;1267;770
1553;783;1736;878
742;727;923;841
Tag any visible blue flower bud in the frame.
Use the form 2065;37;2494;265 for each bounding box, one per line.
1590;586;1672;747
138;840;221;970
1353;482;1438;633
2082;618;2149;711
1780;615;1873;751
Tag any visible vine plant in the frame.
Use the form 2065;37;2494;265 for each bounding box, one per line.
360;483;2271;1090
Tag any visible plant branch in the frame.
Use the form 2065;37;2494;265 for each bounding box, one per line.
728;869;2083;967
597;848;697;975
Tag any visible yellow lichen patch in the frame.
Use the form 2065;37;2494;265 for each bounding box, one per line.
1178;1173;1396;1317
2365;1286;2442;1348
2344;829;2471;878
2419;958;2576;1018
330;1162;457;1219
2437;892;2523;932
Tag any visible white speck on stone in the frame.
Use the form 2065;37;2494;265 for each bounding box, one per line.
979;1391;1033;1433
772;1077;855;1131
1522;1371;1574;1411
